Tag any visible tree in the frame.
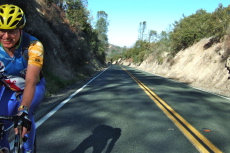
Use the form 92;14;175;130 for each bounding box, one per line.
148;30;157;42
138;21;147;40
94;10;109;64
159;31;168;41
95;11;109;43
66;0;90;30
170;9;212;52
47;0;88;10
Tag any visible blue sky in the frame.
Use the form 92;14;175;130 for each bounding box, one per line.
87;0;230;47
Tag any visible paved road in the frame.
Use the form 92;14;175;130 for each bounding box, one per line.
35;65;230;153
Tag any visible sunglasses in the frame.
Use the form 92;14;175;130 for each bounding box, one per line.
0;29;19;36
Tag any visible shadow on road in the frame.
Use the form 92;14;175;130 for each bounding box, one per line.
70;125;121;153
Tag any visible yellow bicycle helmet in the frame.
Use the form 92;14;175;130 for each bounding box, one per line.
0;4;26;29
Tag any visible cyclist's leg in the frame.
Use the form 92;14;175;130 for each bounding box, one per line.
0;87;18;150
22;78;46;153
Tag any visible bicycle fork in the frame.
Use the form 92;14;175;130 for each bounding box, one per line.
13;125;22;153
13;122;27;153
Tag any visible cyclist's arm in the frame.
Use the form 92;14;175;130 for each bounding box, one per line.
16;64;41;137
17;40;44;137
20;40;44;109
20;64;41;109
19;40;43;111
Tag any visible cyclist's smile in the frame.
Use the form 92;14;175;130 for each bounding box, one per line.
0;29;21;49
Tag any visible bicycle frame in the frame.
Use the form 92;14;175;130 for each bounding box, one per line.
0;116;23;153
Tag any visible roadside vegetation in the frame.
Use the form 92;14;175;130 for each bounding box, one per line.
109;4;230;64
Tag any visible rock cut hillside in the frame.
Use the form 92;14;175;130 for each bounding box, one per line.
119;37;230;98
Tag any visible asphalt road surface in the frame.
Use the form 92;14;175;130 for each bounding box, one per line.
34;65;230;153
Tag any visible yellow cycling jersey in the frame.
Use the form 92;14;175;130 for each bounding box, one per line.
0;31;44;91
28;40;44;68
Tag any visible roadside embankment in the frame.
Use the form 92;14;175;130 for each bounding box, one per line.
117;38;230;98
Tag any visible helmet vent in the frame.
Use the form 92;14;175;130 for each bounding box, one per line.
17;14;22;18
7;16;12;25
10;21;18;28
9;10;15;14
0;16;3;24
0;8;3;13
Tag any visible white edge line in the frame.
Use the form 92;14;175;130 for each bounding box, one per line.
10;68;108;150
35;68;108;128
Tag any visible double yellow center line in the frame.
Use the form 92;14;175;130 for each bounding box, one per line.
121;66;222;153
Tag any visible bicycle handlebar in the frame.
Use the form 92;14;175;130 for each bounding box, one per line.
0;116;15;121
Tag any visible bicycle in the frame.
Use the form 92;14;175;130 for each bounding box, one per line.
0;115;36;153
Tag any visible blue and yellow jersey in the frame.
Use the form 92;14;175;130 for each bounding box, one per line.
0;31;44;91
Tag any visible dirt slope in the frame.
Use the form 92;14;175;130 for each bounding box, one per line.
119;37;230;98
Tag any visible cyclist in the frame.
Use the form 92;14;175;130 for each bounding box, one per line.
0;4;46;153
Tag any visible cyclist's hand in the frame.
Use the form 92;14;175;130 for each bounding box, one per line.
14;110;32;138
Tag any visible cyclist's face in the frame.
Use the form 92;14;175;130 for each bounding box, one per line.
0;29;21;49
